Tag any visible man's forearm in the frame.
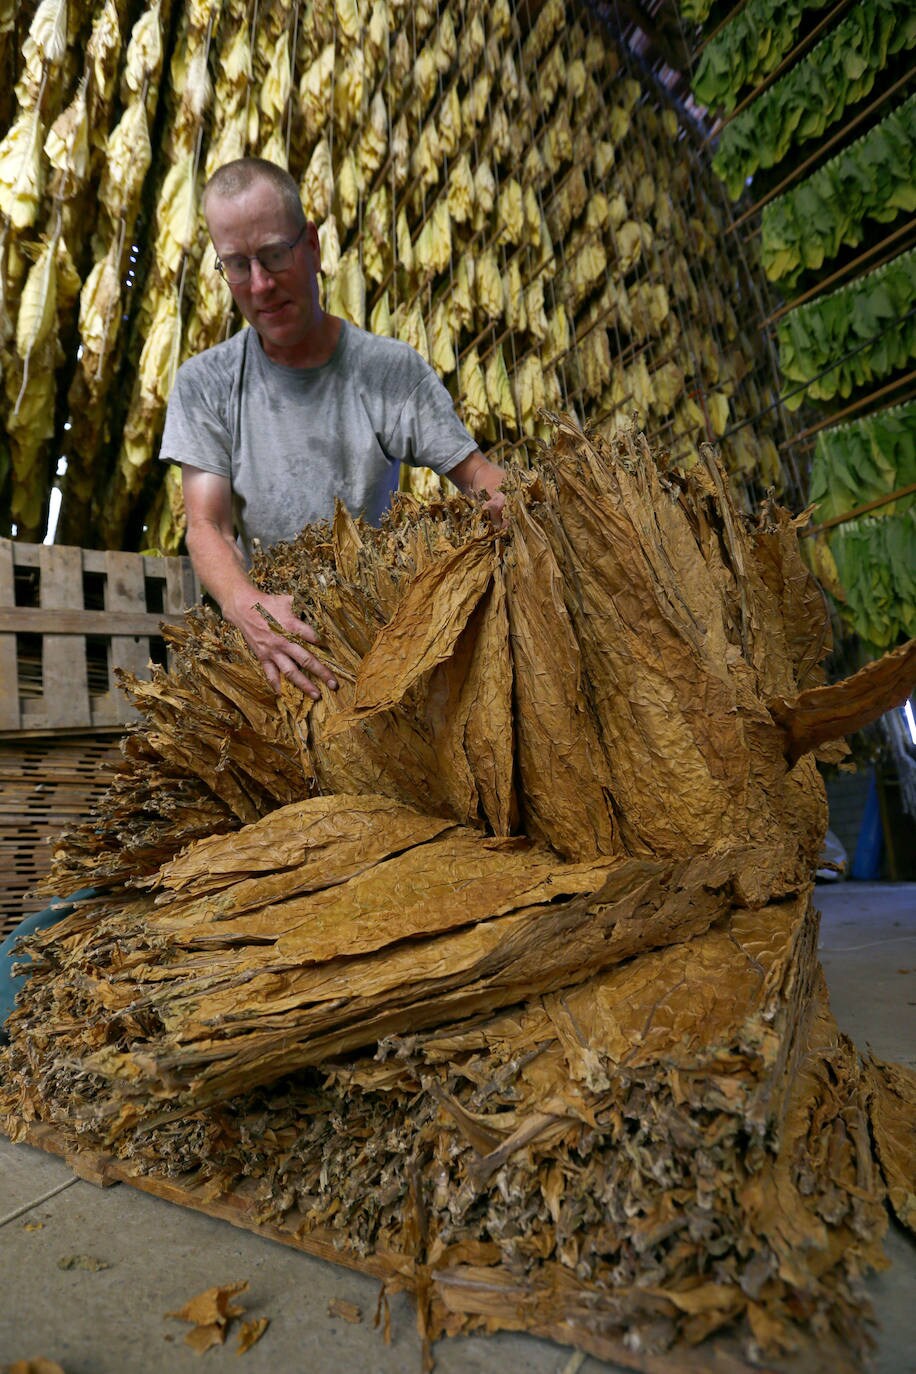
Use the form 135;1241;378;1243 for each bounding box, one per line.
185;521;256;621
448;449;506;500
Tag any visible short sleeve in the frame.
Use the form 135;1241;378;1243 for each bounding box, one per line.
159;357;233;477
388;368;478;475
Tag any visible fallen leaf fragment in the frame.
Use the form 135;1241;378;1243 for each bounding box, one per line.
6;1362;66;1374
21;1221;45;1231
167;1281;249;1352
56;1254;110;1271
236;1317;270;1354
184;1325;225;1355
167;1280;248;1327
327;1298;362;1324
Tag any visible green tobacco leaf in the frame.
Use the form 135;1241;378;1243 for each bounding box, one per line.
714;0;916;201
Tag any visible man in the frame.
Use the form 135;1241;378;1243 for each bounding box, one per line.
160;157;506;699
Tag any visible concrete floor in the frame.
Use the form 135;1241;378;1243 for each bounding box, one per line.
1;882;913;1374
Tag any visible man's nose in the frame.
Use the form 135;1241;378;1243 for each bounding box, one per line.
248;258;277;291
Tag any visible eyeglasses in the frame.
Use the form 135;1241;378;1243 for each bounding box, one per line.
215;223;307;284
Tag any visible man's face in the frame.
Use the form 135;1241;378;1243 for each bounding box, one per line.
206;182;322;360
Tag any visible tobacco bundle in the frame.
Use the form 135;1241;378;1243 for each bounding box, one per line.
2;420;913;1370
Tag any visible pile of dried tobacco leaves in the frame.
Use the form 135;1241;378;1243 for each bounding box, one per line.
2;420;914;1372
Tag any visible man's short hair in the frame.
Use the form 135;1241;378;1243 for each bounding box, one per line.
203;158;305;227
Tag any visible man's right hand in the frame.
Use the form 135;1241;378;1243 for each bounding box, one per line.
182;466;338;701
226;589;338;700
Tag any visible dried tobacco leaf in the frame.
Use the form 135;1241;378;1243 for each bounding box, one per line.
864;1053;916;1233
504;501;621;861
327;1298;362;1323
236;1317;270;1353
2;419;911;1374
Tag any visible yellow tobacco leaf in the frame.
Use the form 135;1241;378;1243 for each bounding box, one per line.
429;301;455;376
546;303;570;363
122;1;162;98
366;0;388;69
0;108;45;228
415;199;451;278
473;159;495;218
155;153;197;275
615;220;643;273
448;253;475;333
503;256;526;333
334;48;366;135
485;345;517;431
138;286;181;405
447;153;474;224
363;185;389;276
299;43;334;141
459;348;488;435
413;43;437;106
55;236;80;311
386;211;411;282
326;249;365;329
433;9;457;70
317;213;340;277
44;77;89;193
27;0;68;63
79;239;121;367
394;302;429;364
221;23;251;84
462;71;491;132
437;84;461;159
356;90;387;184
301;135;332;221
475;249;503;321
525;276;548;342
335;0;362;41
369;289;391;338
258;125;287;170
100;98;151;219
708;392;730;438
16;240;57;360
514;355;545;430
410;122;441;192
390;114;409;187
86;0;121;109
337;150;359;230
259;32;290;120
496;178;524;247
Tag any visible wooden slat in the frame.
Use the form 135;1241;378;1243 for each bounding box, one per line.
1;544;197;733
39;545;90;729
106;550;150;724
164;555;200;613
0;540;20;730
0;608;185;635
0;732;122;922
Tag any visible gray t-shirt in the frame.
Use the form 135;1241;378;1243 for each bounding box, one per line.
159;321;477;554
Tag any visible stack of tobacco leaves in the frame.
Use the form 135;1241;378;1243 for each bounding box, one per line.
2;420;914;1371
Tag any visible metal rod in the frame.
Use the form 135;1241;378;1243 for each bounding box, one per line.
803;482;916;538
725;66;915;236
779;370;916;449
761;218;916;329
702;0;855;144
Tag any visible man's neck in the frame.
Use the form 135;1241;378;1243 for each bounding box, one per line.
259;313;343;369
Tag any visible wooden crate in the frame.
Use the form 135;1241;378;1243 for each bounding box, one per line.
0;539;199;733
0;732;124;937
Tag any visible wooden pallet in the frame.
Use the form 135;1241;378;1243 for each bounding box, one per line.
3;1119;861;1374
0;539;199;733
0;732;124;935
